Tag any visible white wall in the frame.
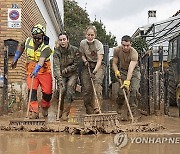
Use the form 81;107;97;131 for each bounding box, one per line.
35;0;64;89
56;0;64;23
35;0;63;48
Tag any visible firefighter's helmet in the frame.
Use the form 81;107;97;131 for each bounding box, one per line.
31;24;46;35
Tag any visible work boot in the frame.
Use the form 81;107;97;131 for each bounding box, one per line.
130;104;142;121
86;105;94;114
86;109;93;114
29;111;39;119
117;104;122;114
116;95;124;114
42;107;48;117
62;112;69;121
94;108;100;114
62;104;71;121
56;110;63;119
93;99;102;114
119;103;128;121
120;110;128;121
59;110;63;118
84;101;94;114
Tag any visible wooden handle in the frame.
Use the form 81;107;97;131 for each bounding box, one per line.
26;76;34;118
118;79;134;123
87;66;102;113
56;88;62;121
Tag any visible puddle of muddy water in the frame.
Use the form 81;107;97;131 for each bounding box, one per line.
0;99;180;153
0;132;180;154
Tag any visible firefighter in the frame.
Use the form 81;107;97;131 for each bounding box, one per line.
112;35;141;120
53;32;80;121
11;24;53;119
79;25;105;114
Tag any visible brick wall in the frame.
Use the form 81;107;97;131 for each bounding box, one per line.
0;0;46;82
0;0;46;111
0;0;22;81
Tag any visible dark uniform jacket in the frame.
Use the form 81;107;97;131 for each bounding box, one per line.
53;44;80;79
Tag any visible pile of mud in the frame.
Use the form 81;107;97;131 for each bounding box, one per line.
0;109;166;135
0;120;164;135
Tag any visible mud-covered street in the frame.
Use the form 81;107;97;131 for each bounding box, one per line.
0;99;180;153
0;0;180;153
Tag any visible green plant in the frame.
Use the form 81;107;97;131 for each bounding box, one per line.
132;37;148;55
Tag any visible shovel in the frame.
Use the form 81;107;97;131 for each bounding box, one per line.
118;78;134;123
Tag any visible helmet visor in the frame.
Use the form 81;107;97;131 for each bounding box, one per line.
31;27;44;35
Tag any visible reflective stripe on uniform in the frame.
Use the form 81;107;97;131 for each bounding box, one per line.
25;37;51;62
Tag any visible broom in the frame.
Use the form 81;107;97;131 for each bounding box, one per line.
9;76;45;126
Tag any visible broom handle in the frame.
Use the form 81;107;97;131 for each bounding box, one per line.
56;88;62;121
26;76;34;118
87;66;102;113
118;78;134;123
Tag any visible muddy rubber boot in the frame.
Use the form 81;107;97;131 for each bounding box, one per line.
117;103;123;114
62;104;71;121
129;96;141;121
56;110;63;119
116;95;124;114
59;110;63;118
62;112;69;121
84;101;94;114
94;108;100;114
93;99;102;114
42;107;48;118
121;111;128;121
131;104;141;121
120;103;128;121
86;106;94;114
29;111;39;119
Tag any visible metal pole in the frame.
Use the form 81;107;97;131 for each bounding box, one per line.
103;45;109;99
154;71;160;115
148;51;154;115
164;71;169;115
3;46;9;114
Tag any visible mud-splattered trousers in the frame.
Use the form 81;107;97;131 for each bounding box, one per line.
116;67;141;115
53;45;80;115
27;70;52;113
57;74;77;113
19;37;53;116
81;63;105;114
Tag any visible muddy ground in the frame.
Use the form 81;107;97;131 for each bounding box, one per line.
0;99;180;134
0;99;180;154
